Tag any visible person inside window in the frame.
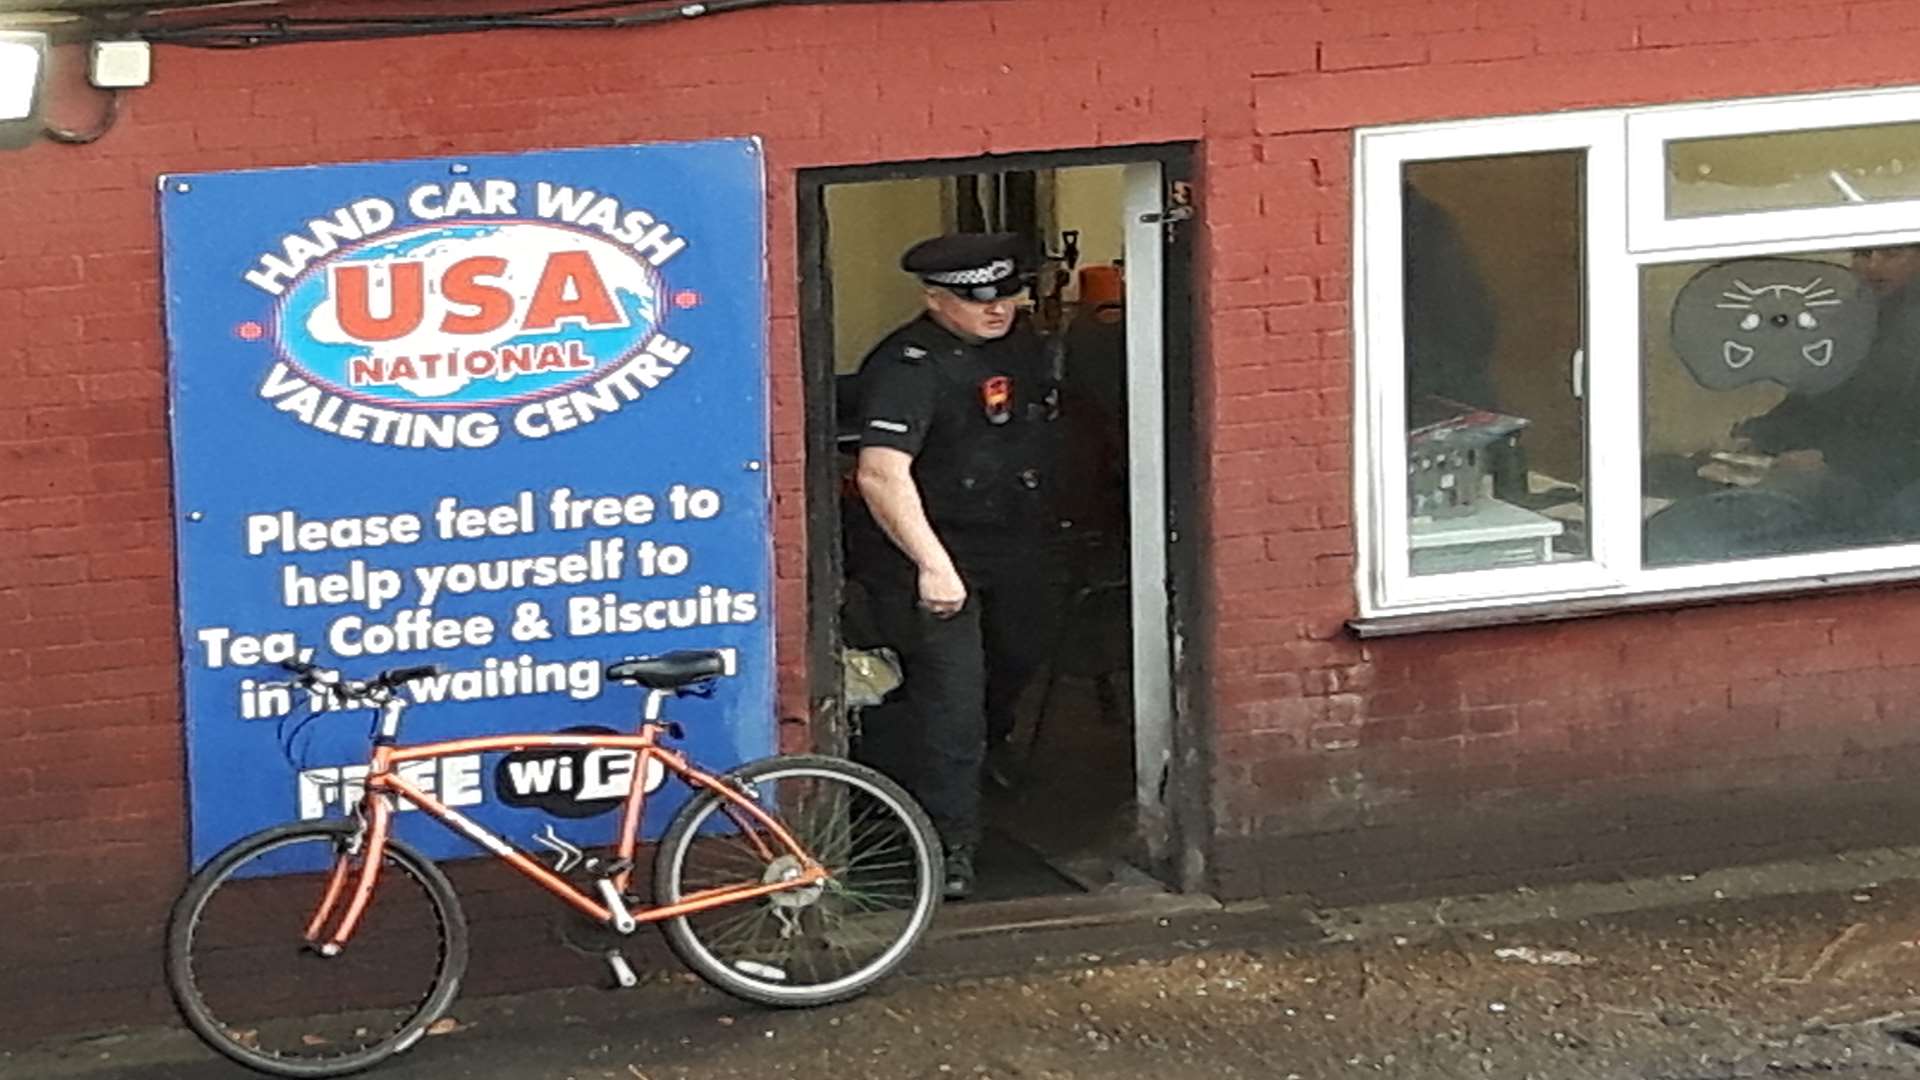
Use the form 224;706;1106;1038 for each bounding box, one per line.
1734;243;1920;539
1403;183;1499;412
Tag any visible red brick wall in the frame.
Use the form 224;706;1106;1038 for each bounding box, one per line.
1201;0;1920;901
7;0;1920;1039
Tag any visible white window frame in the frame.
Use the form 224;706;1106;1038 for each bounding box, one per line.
1628;86;1920;253
1355;86;1920;621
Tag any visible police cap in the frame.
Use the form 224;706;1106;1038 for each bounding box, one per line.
900;232;1029;300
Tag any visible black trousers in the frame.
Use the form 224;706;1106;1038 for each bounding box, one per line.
850;540;1060;849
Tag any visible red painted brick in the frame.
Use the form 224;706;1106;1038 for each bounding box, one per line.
1263;303;1350;334
1474;0;1582;25
1606;0;1710;12
1851;1;1920;32
1212;274;1319;310
1195;41;1319;79
0;256;82;291
1429;27;1536;64
1639;8;1844;48
1313;1;1476;38
1212;0;1319;14
1319;35;1430;73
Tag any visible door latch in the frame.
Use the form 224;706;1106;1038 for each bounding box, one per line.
1140;180;1195;232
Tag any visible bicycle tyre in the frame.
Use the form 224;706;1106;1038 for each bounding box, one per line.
654;753;942;1008
166;820;469;1078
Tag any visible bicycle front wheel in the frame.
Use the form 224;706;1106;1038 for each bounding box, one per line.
165;821;469;1078
655;754;943;1007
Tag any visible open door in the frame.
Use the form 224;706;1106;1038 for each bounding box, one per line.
799;144;1202;902
1123;160;1177;871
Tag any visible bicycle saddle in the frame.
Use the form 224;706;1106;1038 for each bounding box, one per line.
606;650;729;689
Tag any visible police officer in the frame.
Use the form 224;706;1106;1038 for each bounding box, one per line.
848;232;1062;900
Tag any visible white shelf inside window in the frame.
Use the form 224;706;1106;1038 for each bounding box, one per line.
1409;498;1564;575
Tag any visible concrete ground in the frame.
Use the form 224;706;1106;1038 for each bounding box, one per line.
17;847;1920;1080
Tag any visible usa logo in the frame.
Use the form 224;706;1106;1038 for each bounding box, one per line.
242;186;698;451
277;222;662;411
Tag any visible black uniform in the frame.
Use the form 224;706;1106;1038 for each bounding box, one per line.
848;313;1062;851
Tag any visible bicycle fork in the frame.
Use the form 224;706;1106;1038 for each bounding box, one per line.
303;799;392;957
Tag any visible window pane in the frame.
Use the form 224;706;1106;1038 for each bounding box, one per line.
1642;245;1920;566
1667;122;1920;218
1403;154;1587;576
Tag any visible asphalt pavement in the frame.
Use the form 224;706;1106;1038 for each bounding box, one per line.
16;847;1920;1079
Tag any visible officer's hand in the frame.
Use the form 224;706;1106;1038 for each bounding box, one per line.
917;565;967;619
1773;448;1826;475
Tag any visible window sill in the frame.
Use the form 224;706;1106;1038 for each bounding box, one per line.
1347;565;1920;638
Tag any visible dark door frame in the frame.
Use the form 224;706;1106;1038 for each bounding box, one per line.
795;142;1209;889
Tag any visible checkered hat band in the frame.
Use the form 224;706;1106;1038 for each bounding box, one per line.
922;258;1016;286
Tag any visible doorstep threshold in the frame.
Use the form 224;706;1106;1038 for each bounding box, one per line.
929;884;1222;941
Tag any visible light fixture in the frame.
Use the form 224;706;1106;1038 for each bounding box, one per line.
0;29;49;149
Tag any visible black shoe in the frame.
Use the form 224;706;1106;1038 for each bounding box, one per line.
943;845;975;901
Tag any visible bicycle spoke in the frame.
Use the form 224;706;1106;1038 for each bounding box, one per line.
168;826;463;1076
661;759;939;1006
693;904;781;956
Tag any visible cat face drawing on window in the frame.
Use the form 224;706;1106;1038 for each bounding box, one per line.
1671;257;1877;395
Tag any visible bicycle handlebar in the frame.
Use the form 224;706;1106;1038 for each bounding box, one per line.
382;664;441;685
278;659;442;701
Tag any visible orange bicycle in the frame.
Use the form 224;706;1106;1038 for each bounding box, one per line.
165;650;943;1077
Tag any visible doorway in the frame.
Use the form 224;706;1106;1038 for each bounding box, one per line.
797;144;1201;901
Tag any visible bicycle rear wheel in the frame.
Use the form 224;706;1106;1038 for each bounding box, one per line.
655;754;942;1007
165;821;468;1078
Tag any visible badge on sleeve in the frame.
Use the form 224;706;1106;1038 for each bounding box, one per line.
980;376;1013;425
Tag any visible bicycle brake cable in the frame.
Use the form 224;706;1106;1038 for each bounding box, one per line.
278;685;328;771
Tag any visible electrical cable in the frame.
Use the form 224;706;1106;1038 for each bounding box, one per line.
137;0;788;48
108;0;954;49
44;87;120;143
26;0;985;148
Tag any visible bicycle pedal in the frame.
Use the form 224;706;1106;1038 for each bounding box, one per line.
604;950;638;989
582;855;634;876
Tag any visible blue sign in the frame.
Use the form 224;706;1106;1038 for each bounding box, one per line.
161;140;771;867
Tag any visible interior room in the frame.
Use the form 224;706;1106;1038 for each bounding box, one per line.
820;165;1143;901
1403;133;1920;576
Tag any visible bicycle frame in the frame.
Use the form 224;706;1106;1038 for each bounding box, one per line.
302;690;824;955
